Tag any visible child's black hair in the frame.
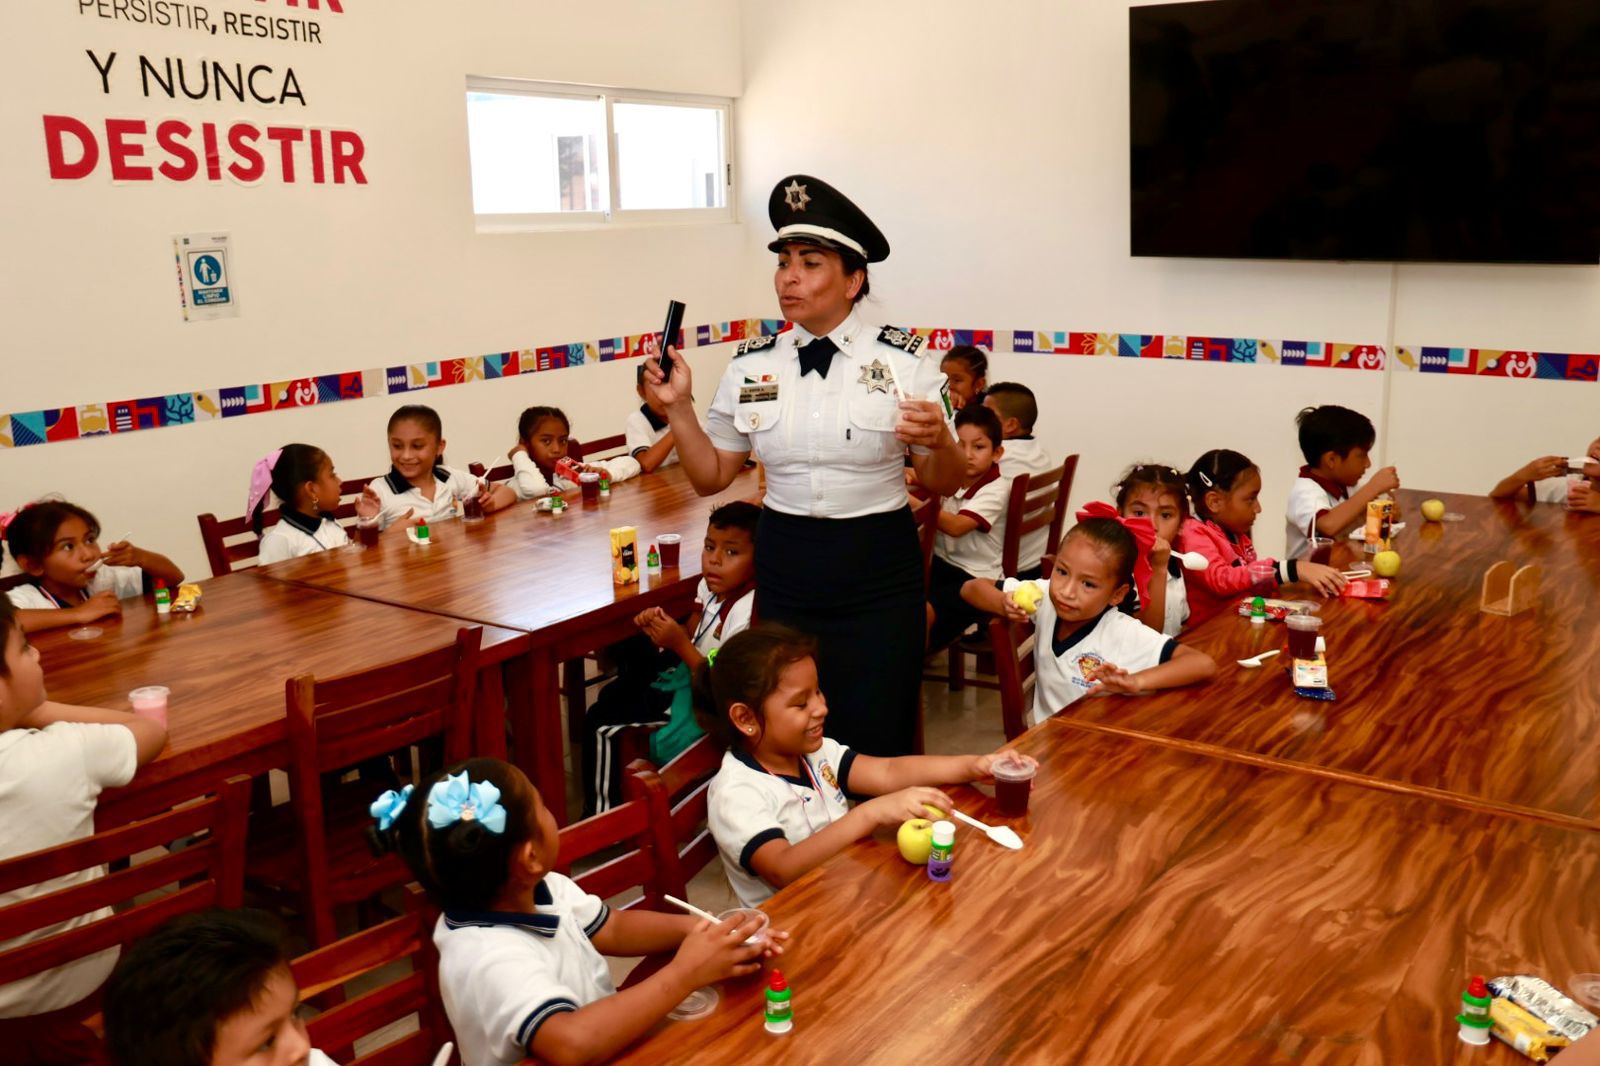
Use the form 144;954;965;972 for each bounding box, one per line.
252;443;329;536
941;345;989;382
388;404;443;439
0;597;17;677
1296;405;1376;467
1185;449;1258;522
691;623;817;752
372;756;540;912
1064;517;1140;615
518;405;571;444
954;403;1004;450
1115;463;1191;519
4;498;100;567
708;500;761;541
982;381;1038;433
102;908;293;1066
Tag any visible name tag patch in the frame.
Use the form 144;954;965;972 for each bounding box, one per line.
739;384;779;403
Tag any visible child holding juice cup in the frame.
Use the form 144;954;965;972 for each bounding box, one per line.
1491;436;1600;511
365;405;491;531
1284;405;1400;559
248;443;384;564
486;406;641;508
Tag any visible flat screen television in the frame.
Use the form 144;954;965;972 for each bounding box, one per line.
1129;0;1600;263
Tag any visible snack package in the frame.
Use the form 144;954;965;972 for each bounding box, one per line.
1235;597;1318;622
611;525;639;586
172;583;202;613
1291;653;1336;701
1488;976;1599;1044
1339;578;1392;600
1489;995;1569;1062
1364;497;1395;551
555;457;584;484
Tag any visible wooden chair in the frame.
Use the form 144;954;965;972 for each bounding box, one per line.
625;735;721;889
570;433;628;463
197;473;378;577
0;775;250;1021
555;768;679;908
987;616;1038;740
247;627;482;946
294;886;455;1066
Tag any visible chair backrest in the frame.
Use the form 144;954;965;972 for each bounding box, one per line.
1002;457;1080;576
626;735;721;888
988;617;1037;740
570;433;628;463
295;887;455;1066
1042;455;1080;572
286;627;482;945
196;473;379;577
909;491;940;582
555;771;677;909
0;775;250;1013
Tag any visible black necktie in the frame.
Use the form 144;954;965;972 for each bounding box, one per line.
797;336;838;379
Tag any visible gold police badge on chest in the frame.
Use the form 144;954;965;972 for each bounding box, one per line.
858;359;894;395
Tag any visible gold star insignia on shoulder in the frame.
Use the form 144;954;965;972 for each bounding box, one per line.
783;180;811;212
858;359;893;394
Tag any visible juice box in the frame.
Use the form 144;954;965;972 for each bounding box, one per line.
1364;497;1395;552
611;525;639;586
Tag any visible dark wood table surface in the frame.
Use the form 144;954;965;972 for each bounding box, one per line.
1058;489;1600;823
620;720;1600;1065
253;465;762;822
32;572;521;825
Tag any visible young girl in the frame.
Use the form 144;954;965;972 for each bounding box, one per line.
963;514;1216;728
492;406;641;506
1115;463;1191;637
941;345;989;411
697;624;1008;908
0;596;166;1058
249;444;380;564
1176;449;1346;626
365;405;492;531
371;757;784;1066
1490;436;1600;510
3;500;184;635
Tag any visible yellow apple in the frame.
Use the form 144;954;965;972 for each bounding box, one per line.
897;818;935;864
1421;499;1446;522
1373;550;1401;577
1010;583;1043;615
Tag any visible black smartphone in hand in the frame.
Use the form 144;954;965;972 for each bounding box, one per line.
658;300;685;381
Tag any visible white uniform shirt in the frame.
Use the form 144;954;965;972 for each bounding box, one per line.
1285;474;1349;559
507;452;641;502
1158;559;1190;638
434;873;613;1066
998;436;1057;572
692;579;756;654
707;740;855;907
705;312;953;518
625;405;678;468
934;465;1010;580
368;466;478;530
1003;579;1176;727
256;509;349;565
0;722;137;1017
1533;477;1573;504
6;564;144;610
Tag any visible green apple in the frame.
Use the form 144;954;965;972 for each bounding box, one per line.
1373;550;1401;577
1421;499;1446;522
897;818;935;864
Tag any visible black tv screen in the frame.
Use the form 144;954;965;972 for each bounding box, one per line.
1130;0;1600;263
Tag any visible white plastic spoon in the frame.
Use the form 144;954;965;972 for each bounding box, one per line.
951;809;1023;850
1173;550;1210;571
431;1044;455;1066
1236;649;1280;669
664;893;720;924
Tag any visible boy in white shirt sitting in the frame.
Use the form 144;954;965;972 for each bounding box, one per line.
926;405;1011;649
1284;405;1399;559
984;382;1056;577
625;364;679;473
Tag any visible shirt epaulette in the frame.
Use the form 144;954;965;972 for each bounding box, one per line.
876;326;925;355
734;334;779;357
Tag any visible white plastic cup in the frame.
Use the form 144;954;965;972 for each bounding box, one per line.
716;907;770;947
1247;560;1276;587
129;686;170;728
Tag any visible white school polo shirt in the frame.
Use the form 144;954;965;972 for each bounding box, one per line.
5;564;144;611
0;721;137;1017
256;509;349;565
1533;477;1573;504
1284;473;1349;559
368;465;478;530
625;405;678;467
434;873;612;1066
998;436;1057;571
1003;579;1176;727
692;579;756;654
1158;559;1190;638
935;465;1011;580
704;311;954;519
506;452;641;502
707;741;855;907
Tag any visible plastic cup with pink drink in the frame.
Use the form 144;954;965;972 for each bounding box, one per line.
129;686;170;728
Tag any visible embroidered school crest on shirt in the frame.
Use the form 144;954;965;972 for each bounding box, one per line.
819;761;840;793
783;180;811;212
858;359;893;394
1072;653;1107;687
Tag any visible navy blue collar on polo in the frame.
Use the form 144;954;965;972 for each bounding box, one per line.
277;506;333;536
732;746;812;789
442;879;559;937
383;464;451;495
639;403;669;432
1051;606;1114;659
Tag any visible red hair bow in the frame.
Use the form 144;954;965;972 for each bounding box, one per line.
1074;501;1157;604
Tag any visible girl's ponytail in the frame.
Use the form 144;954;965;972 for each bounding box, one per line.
248;443;329;536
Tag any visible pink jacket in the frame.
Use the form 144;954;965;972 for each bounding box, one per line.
1176;518;1295;626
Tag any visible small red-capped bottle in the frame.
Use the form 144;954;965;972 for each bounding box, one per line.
764;969;792;1035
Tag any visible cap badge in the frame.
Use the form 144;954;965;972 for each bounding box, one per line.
783;179;811;212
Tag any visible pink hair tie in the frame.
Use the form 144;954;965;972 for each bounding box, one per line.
1075;501;1157;605
246;448;284;521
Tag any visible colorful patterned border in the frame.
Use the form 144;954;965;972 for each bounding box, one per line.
4;322;1593;450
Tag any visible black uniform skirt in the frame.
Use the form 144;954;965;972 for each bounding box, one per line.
756;506;925;757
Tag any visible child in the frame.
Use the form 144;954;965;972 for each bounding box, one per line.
1178;449;1346;626
940;345;988;411
626;364;679;473
698;624;1008;908
0;596;166;1061
1115;463;1191;637
366;405;490;531
963;513;1216;727
1285;405;1401;558
585;501;760;812
1491;437;1600;510
102;908;338;1066
372;757;784;1066
3;499;184;635
491;406;641;506
250;444;381;564
984;382;1056;577
926;405;1011;648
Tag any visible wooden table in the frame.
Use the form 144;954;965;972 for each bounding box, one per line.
254;466;762;822
1059;489;1600;823
621;721;1600;1065
33;573;522;825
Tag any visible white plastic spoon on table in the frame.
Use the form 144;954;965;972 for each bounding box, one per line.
950;809;1023;850
1236;649;1280;669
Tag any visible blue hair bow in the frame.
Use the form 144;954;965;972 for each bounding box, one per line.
426;772;507;835
369;784;414;832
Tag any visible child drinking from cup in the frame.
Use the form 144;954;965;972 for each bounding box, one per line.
697;624;1009;908
365;405;490;531
1284;405;1401;558
1115;463;1191;637
3;499;184;635
940;345;988;411
248;444;382;564
371;757;784;1066
488;406;641;507
1177;449;1347;626
1491;436;1600;511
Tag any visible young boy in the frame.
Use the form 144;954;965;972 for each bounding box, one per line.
1285;405;1400;558
926;405;1010;648
102;908;336;1066
626;364;679;473
583;501;759;812
1491;437;1600;510
984;382;1056;577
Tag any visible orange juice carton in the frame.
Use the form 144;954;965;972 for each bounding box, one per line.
611;526;640;586
1364;497;1395;552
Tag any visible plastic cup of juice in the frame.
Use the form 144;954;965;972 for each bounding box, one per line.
357;519;380;547
580;472;601;503
1286;613;1322;659
991;752;1040;817
1305;536;1335;564
658;533;682;568
1247;560;1276;588
716;907;771;947
129;686;170;728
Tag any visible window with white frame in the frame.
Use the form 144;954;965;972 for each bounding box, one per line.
466;77;733;229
